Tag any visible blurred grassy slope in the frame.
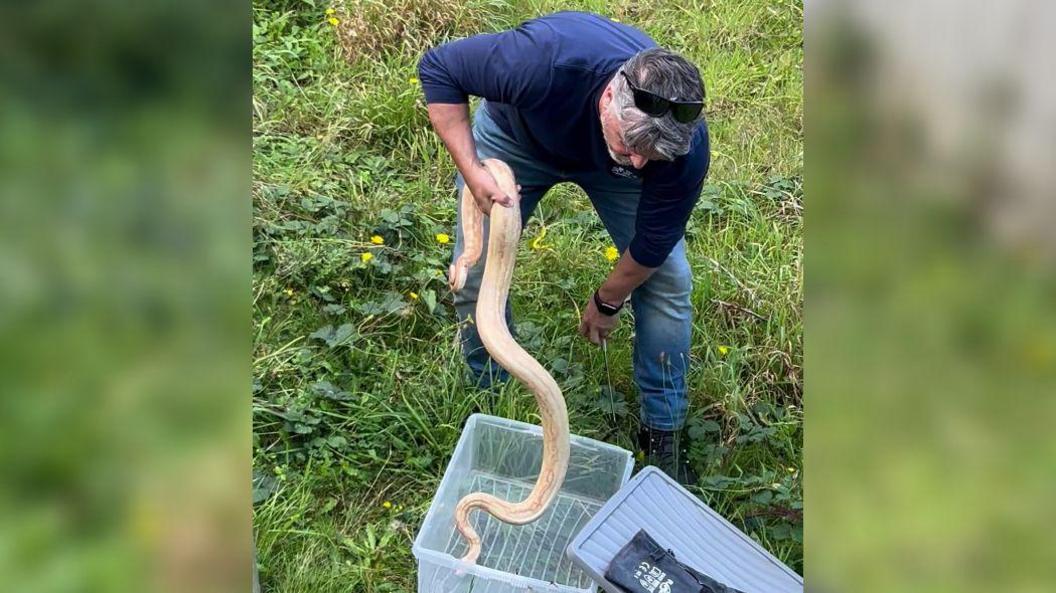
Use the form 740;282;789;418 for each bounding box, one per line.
0;2;250;592
807;3;1056;592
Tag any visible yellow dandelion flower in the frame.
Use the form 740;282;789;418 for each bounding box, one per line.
409;292;419;300
328;17;340;26
370;235;384;245
382;501;392;509
604;246;620;261
361;252;373;263
284;288;294;297
435;233;451;244
409;77;419;85
325;8;336;15
530;226;548;250
718;345;730;356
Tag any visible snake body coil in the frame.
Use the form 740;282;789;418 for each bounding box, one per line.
448;159;571;565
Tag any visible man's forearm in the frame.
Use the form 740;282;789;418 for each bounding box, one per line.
597;250;658;304
427;103;482;181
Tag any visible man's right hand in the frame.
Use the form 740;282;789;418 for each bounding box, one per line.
465;162;515;214
425;103;518;214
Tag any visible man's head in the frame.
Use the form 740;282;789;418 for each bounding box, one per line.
599;48;705;168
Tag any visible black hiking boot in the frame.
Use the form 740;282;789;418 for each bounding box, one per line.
638;426;699;486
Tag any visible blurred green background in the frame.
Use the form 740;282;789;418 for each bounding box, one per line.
807;1;1056;591
0;2;250;592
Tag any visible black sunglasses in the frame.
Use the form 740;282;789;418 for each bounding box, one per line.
620;71;704;123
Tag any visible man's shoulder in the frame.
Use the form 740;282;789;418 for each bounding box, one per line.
524;11;621;29
527;11;654;45
646;124;711;186
680;124;712;179
519;11;655;71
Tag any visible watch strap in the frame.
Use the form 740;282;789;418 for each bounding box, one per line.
593;290;624;316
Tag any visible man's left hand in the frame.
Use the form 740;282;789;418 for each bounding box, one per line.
579;294;621;346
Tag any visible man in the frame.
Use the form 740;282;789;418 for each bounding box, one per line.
419;11;709;483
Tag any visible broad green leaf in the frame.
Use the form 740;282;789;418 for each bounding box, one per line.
310;380;351;401
423;289;437;314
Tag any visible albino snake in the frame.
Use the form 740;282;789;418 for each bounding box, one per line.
448;158;571;565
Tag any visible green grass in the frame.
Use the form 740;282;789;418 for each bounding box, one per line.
252;0;802;590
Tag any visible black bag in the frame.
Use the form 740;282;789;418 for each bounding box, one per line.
604;529;748;593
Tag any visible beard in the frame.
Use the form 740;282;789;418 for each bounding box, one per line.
601;104;634;166
603;120;634;166
607;145;634;166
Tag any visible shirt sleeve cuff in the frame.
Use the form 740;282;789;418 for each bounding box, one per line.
421;84;469;105
628;238;669;268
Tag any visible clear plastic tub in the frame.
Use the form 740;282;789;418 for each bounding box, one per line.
413;414;634;593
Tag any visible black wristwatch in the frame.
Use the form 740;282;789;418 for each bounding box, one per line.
593;290;625;316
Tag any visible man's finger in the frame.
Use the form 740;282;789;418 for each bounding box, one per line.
589;327;602;346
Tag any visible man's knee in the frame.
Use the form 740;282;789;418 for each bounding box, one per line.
638;249;692;309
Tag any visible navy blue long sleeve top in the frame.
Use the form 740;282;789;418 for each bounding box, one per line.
418;11;710;268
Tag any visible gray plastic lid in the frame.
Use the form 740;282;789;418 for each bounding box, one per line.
566;466;803;593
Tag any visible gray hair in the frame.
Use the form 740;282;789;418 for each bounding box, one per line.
608;48;705;160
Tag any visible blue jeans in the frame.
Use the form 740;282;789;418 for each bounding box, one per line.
452;105;692;431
